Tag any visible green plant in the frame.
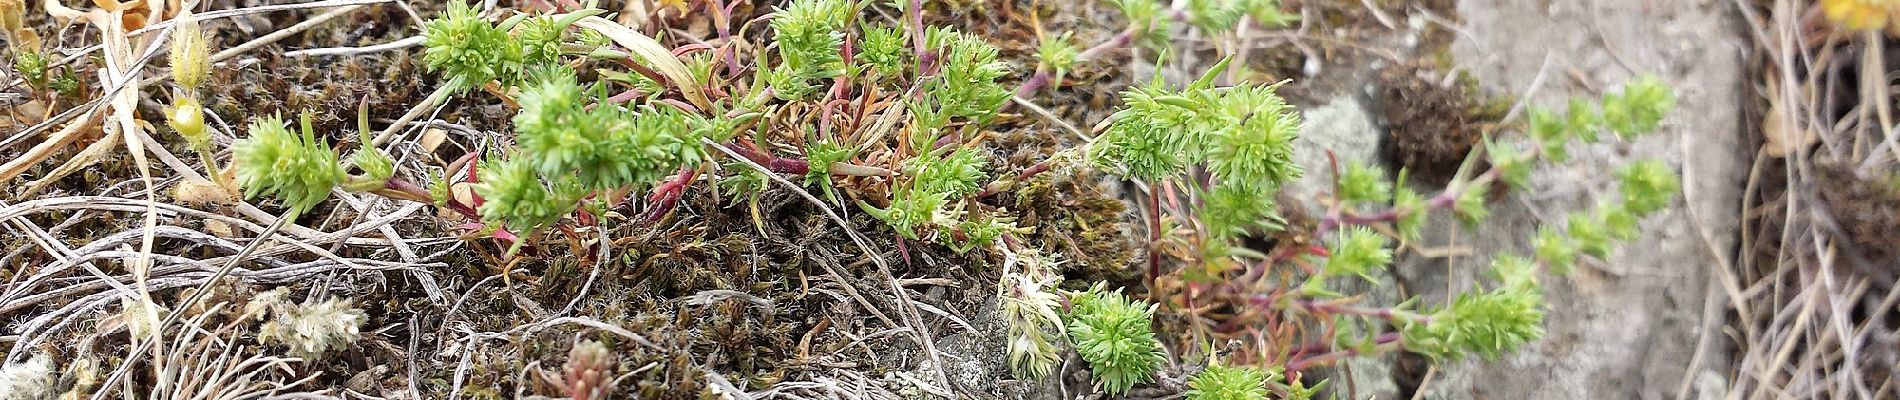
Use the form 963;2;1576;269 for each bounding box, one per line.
766;0;853;100
1064;284;1165;395
233;113;347;214
1184;362;1272;400
1020;58;1678;392
422;0;522;93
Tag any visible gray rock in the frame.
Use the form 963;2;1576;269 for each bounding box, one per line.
1373;0;1747;399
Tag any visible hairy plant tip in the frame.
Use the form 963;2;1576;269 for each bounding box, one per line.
1204;83;1302;187
1602;75;1675;139
562;340;617;400
1034;32;1079;76
914;27;1011;126
1402;285;1545;361
515;66;704;190
1200;181;1284;243
855;24;907;77
255;292;367;359
908;149;989;197
1532;226;1577;275
1107;0;1173;48
517;12;588;66
0;353;55;400
234;112;343;214
1337;162;1392;203
475;156;586;232
1092;80;1199;180
1616;160;1679;216
1452;182;1490;225
768;0;852;100
999;251;1065;379
861;189;951;240
167;9;210;90
1185;362;1275;400
1326;227;1391;282
423;0;522;93
1065;284;1164;395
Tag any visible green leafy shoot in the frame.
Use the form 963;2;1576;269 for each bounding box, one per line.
233;112;345;214
915;27;1011;125
1186;0;1248;33
1066;284;1164;395
1337;162;1392;203
514;66;703;190
1202;83;1302;187
1246;0;1299;28
767;0;853;100
473;156;586;234
343;108;396;192
1325;227;1391;282
1034;32;1079;79
517;12;594;67
1616;160;1679;216
855;24;907;78
1199;181;1284;243
1452;180;1490;225
1602;75;1675;139
1401;284;1545;361
1090;79;1201;181
1185;362;1273;400
1107;0;1173;49
422;0;522;93
908;148;989;198
860;189;951;240
804;141;856;205
1532;226;1577;275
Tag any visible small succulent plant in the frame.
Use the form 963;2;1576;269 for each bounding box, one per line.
560;340;618;400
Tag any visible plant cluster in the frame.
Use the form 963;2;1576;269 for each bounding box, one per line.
2;0;80;103
231;111;405;215
1000;19;1679;393
200;0;1689;396
1064;284;1165;395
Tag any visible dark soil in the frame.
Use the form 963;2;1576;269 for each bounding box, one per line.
1374;64;1506;186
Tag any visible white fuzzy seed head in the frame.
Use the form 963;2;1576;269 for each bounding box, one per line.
257;296;367;359
0;354;56;400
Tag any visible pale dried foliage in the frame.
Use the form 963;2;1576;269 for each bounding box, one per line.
1734;0;1900;398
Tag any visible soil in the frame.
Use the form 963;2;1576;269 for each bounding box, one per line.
1374;64;1507;186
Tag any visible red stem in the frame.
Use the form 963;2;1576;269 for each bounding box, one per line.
1286;332;1404;371
1014;67;1053;98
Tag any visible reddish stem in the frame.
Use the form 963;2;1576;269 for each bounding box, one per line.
1015;66;1054;98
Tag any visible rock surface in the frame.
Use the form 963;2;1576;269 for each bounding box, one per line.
1374;1;1748;399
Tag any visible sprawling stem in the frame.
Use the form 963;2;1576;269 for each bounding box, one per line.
1286;332;1404;371
1075;27;1138;62
718;142;892;177
1315;141;1538;237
